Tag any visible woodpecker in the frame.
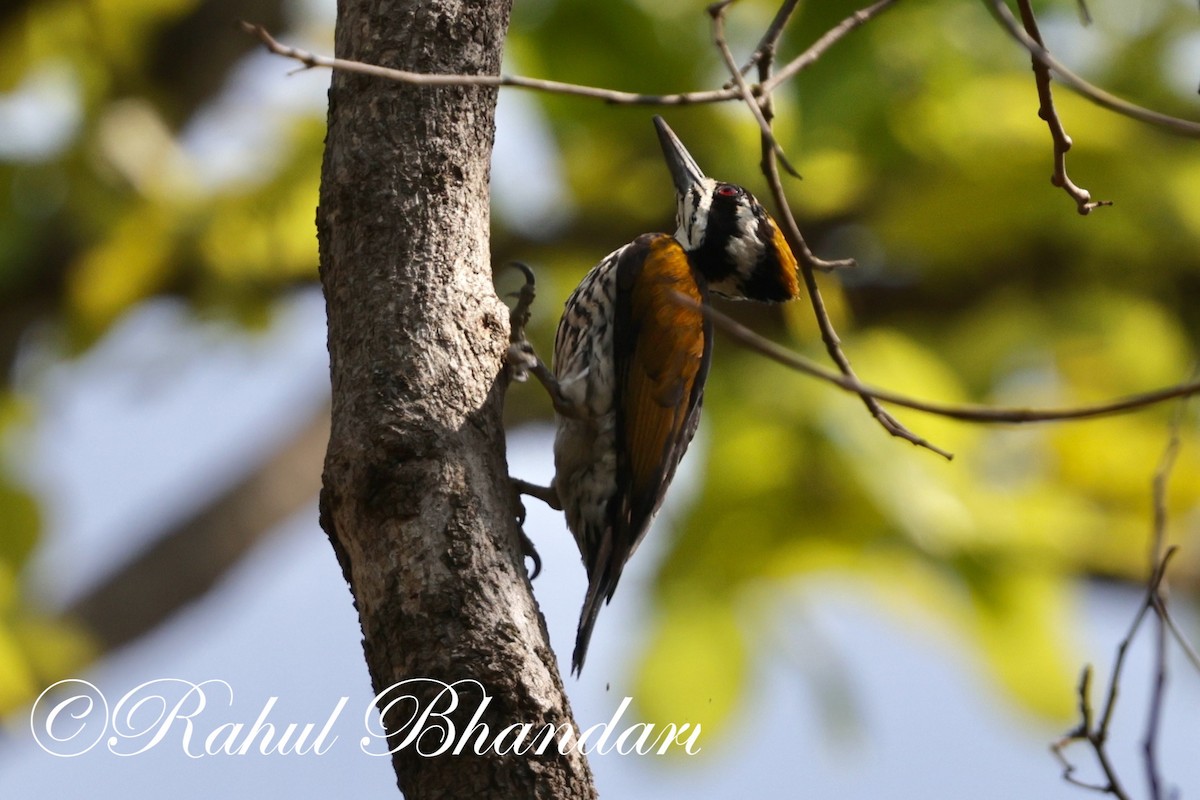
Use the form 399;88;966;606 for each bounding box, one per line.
510;116;801;675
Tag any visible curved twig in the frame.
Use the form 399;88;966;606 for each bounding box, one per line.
982;0;1200;138
708;0;800;177
686;295;1200;424
761;0;902;95
729;22;947;459
1014;0;1111;215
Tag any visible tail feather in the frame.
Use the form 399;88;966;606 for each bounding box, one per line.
571;576;608;676
572;550;628;676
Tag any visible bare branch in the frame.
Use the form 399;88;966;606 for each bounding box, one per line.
239;21;738;106
1051;667;1134;799
759;133;856;275
731;14;950;460
762;0;902;95
982;0;1200;138
747;28;857;274
1146;389;1200;674
734;0;803;79
1014;0;1111;214
1051;552;1176;800
684;295;1200;425
242;1;895;110
1149;392;1187;566
709;0;800;176
1144;598;1168;800
1050;670;1103;793
1141;394;1193;800
1053;395;1194;800
1160;602;1200;673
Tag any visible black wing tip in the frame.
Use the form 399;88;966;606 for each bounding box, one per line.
571;605;599;677
571;572;614;678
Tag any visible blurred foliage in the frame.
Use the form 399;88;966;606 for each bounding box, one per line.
0;0;304;714
0;393;94;714
0;0;1198;744
502;0;1200;737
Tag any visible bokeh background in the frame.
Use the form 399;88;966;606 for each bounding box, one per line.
1;0;1199;796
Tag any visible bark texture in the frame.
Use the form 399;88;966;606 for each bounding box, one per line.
317;0;596;796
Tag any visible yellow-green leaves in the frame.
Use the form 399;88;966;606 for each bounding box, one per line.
636;595;747;740
0;394;96;715
642;289;1193;724
67;202;176;335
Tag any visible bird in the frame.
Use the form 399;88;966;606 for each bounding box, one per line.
508;115;801;676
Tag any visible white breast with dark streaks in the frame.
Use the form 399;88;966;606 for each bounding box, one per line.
551;243;626;556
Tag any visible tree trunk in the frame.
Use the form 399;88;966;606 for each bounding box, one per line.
316;0;596;796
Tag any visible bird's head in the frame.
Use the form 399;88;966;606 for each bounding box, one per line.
653;116;800;303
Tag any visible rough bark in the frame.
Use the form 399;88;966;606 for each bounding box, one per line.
316;0;596;796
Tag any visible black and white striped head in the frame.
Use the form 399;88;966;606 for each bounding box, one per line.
653;116;800;303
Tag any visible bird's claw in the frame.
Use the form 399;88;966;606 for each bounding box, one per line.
500;262;542;383
520;528;542;580
506;341;538;383
507;261;537;344
509;477;541;579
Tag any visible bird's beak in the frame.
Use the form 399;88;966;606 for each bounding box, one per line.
653;116;706;195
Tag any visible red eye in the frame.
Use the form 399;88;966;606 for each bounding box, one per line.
716;184;741;197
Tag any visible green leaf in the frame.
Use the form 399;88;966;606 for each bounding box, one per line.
634;594;747;740
0;476;38;573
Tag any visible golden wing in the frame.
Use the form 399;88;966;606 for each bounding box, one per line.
572;232;712;674
614;233;712;568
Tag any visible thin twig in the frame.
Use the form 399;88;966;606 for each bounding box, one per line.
708;0;800;177
982;0;1200;138
1050;668;1107;793
733;0;803;79
242;1;895;110
681;296;1200;424
1014;0;1110;215
1097;554;1167;735
762;0;902;95
1128;546;1176;800
239;21;738;105
751;30;860;275
730;9;948;460
1141;394;1191;800
1075;0;1094;26
1051;397;1194;800
1149;394;1187;573
761;186;952;459
1089;656;1135;800
758;133;856;274
1148;387;1200;676
1052;551;1178;800
1160;605;1200;673
1144;600;1167;800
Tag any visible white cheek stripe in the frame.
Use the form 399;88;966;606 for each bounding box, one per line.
675;177;717;249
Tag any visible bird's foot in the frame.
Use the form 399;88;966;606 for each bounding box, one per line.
504;261;539;383
509;476;562;580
